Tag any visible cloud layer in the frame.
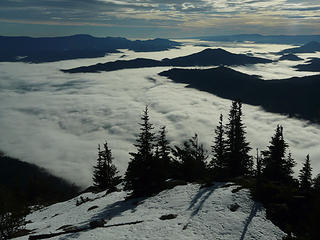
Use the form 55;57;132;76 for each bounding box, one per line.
0;0;319;37
1;43;320;187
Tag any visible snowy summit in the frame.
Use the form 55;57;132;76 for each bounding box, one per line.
15;182;285;240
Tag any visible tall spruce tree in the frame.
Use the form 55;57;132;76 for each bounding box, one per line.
225;101;252;177
125;106;156;196
262;125;295;182
210;114;227;173
314;174;320;192
299;154;313;191
93;144;104;188
172;134;208;182
154;126;172;181
92;141;121;192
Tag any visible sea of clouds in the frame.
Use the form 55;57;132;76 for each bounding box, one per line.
0;42;320;187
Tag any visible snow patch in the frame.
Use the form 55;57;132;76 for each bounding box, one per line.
14;183;285;240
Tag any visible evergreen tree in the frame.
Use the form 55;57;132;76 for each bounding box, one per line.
255;148;262;179
172;134;208;182
314;174;320;192
125;106;156;195
299;154;313;191
210;114;226;169
157;126;171;162
92;144;104;188
225;101;253;177
262;125;295;182
0;188;25;239
285;152;296;179
154;126;172;180
255;148;263;196
93;141;121;192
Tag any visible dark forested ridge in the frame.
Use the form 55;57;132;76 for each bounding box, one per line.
279;54;303;61
159;66;320;123
196;34;320;44
294;58;320;72
0;35;181;63
279;41;320;54
0;152;79;206
62;48;272;73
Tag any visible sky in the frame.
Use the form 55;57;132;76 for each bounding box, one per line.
0;0;320;38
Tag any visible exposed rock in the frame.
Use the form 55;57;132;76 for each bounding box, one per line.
159;214;178;220
89;219;106;229
229;203;240;212
87;206;99;211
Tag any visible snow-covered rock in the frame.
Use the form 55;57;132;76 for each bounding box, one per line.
14;183;286;240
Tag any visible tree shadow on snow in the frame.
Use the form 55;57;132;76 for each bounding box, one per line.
239;202;262;240
187;182;225;217
58;196;147;240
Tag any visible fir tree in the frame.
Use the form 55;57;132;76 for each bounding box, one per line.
262;125;295;182
93;141;121;192
285;152;296;179
154;126;172;180
225;101;253;177
172;134;208;182
314;174;320;192
125;106;156;195
255;148;263;196
210;114;227;176
256;148;262;179
92;144;104;188
299;154;313;191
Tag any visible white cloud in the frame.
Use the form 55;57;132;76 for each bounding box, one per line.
1;43;320;188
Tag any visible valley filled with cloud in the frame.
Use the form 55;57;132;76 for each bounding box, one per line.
1;43;320;187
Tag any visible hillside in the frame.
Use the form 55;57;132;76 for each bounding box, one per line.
159;66;320;123
14;183;285;240
0;35;181;63
279;41;320;54
62;48;272;73
197;34;320;44
0;152;79;206
279;54;303;61
294;58;320;72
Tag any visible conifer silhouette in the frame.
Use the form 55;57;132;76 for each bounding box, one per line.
225;101;252;177
125;106;156;196
172;134;208;182
93;141;121;192
262;125;295;182
299;154;312;191
211;114;227;171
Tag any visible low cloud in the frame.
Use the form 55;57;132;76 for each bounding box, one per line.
1;44;320;187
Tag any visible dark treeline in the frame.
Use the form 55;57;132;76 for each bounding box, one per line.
62;48;271;73
0;35;181;63
159;66;320;123
94;102;320;240
0;153;80;239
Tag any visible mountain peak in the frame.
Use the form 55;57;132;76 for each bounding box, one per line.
199;48;229;54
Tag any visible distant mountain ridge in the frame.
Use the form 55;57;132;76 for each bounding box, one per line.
294;58;320;72
62;48;272;73
279;41;320;54
195;34;320;44
0;35;181;63
279;54;303;61
159;66;320;123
